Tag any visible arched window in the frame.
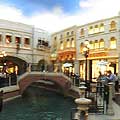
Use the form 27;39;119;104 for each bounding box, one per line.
89;41;94;49
99;23;104;32
110;37;116;49
71;38;75;47
66;39;70;48
110;21;116;30
60;41;64;50
80;28;84;36
94;40;99;49
99;39;104;48
94;25;99;33
89;26;93;34
80;42;84;53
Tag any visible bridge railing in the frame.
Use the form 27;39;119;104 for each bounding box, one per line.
18;71;72;82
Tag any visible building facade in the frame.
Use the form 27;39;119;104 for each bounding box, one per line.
51;26;77;75
0;19;50;75
76;15;120;82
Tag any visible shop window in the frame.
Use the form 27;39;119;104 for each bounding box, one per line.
24;38;30;45
71;38;75;47
66;39;70;48
80;28;84;36
110;21;116;30
88;26;93;34
110;37;116;49
6;35;12;44
60;41;63;50
99;39;104;48
94;40;99;49
99;23;104;32
89;41;94;49
94;25;99;33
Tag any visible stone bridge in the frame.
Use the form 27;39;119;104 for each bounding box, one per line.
18;72;79;97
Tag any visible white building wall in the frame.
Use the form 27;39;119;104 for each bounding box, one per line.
0;19;50;66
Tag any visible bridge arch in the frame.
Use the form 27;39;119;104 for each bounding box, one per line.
18;72;72;95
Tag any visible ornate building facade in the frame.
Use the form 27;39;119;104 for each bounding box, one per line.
76;15;120;82
51;26;77;75
0;19;50;75
51;14;120;82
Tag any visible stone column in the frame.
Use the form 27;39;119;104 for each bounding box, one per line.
2;32;6;45
75;98;91;120
74;60;80;75
118;54;120;75
74;82;91;120
107;82;114;115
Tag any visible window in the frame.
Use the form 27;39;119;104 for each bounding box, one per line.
89;41;94;49
71;38;75;47
60;41;63;50
94;40;99;49
24;38;30;45
80;28;84;36
89;26;93;34
99;23;104;32
110;21;116;30
6;35;12;44
94;25;99;33
15;37;21;44
66;39;70;48
66;32;69;36
99;39;104;48
38;39;42;45
60;34;62;39
54;37;57;40
110;37;116;49
80;43;84;53
71;31;74;35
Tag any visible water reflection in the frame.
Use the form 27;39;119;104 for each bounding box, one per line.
1;86;76;120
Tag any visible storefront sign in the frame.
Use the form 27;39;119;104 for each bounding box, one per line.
89;52;107;58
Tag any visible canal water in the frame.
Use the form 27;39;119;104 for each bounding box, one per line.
0;86;76;120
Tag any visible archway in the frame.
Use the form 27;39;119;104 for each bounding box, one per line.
1;56;27;75
37;59;48;72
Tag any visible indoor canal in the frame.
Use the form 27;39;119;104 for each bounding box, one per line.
0;86;77;120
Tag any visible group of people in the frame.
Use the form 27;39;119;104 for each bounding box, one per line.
97;70;120;92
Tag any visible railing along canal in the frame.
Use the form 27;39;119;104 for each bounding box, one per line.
71;80;110;119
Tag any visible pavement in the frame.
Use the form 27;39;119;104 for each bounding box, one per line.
0;85;19;93
89;90;120;120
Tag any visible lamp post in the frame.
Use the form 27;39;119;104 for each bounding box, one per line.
0;51;7;73
83;40;90;88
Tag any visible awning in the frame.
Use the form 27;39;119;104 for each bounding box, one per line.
63;63;73;67
97;60;108;66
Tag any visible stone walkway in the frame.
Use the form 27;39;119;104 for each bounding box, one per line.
88;90;120;120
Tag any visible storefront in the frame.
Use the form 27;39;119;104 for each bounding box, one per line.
79;58;118;82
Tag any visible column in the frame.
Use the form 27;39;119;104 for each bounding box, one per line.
74;60;80;75
2;32;6;45
118;54;120;75
107;82;114;115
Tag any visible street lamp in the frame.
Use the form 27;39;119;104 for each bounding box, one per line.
0;51;7;73
83;40;90;85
